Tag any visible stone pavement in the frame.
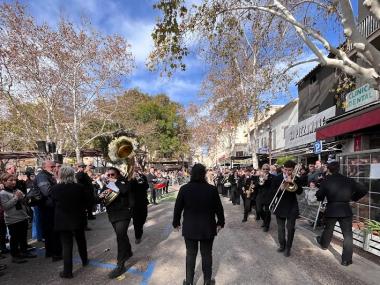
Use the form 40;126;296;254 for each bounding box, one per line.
0;190;379;285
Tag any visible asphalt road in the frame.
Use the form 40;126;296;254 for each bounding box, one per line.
1;190;379;285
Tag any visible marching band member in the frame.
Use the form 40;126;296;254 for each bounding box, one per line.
241;169;257;222
99;167;135;279
269;160;302;257
255;164;274;232
315;161;367;266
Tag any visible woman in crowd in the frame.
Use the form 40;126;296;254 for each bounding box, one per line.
173;163;225;285
0;173;36;264
51;166;89;279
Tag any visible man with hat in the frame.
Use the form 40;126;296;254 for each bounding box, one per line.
315;161;368;266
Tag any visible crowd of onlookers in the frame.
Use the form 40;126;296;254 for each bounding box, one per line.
0;161;187;278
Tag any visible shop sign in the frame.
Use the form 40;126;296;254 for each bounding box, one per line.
257;147;268;154
345;84;379;112
285;106;336;149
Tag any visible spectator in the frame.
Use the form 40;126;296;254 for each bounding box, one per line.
173;163;225;285
6;165;26;194
0;173;36;263
51;166;88;279
34;160;62;261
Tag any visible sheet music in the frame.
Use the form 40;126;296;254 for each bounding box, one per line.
106;181;120;193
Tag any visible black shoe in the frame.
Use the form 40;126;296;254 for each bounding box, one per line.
12;257;27;264
242;219;247;223
135;238;142;244
263;227;269;232
52;255;63;262
183;279;193;285
277;247;285;253
26;245;36;251
59;271;73;279
204;279;215;285
19;252;37;258
284;248;291;257
261;224;265;228
341;260;352;266
45;252;53;258
88;216;96;220
315;236;328;250
108;265;126;279
85;227;92;231
82;259;89;267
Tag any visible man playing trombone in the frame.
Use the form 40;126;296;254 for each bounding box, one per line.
269;160;303;257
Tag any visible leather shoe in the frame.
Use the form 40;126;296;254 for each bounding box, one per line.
315;236;328;250
277;247;285;253
59;271;73;279
82;259;89;266
204;279;215;285
135;238;142;244
341;260;353;266
108;265;126;279
183;280;193;285
241;219;247;223
263;227;269;232
12;257;27;264
284;248;291;257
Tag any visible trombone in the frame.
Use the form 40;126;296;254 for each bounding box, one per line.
269;164;301;213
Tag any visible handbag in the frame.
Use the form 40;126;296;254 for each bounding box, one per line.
224;182;231;188
26;186;43;206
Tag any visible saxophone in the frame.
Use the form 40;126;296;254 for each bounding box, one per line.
245;179;255;198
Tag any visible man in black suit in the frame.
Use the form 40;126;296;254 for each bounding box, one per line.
75;164;95;223
256;164;274;232
270;160;302;257
99;167;135;279
241;169;256;223
131;168;149;244
146;167;157;205
173;164;224;285
315;161;368;266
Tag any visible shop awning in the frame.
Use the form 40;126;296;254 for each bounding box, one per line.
316;103;380;140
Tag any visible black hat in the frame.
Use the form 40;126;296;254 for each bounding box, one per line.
25;167;35;176
78;163;86;168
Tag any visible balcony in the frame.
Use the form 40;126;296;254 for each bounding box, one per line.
347;15;380;51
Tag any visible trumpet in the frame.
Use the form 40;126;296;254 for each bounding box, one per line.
269;164;301;213
258;173;268;186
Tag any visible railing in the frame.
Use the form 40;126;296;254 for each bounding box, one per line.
347;15;380;51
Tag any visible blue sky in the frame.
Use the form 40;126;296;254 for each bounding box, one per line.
18;0;354;107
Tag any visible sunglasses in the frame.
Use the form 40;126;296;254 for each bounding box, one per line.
107;173;116;177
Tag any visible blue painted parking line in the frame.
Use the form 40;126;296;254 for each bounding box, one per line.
34;247;156;284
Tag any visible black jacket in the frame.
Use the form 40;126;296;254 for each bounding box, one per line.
76;171;95;205
131;174;149;208
269;173;303;218
242;176;257;200
256;173;274;205
146;172;157;189
316;173;368;217
51;183;88;231
173;181;225;240
34;170;57;207
102;178;134;223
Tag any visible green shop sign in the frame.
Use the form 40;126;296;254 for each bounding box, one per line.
345;84;379;112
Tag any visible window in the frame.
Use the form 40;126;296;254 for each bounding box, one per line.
236;151;244;157
283;126;288;139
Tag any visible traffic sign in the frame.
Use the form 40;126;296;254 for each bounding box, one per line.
313;141;323;154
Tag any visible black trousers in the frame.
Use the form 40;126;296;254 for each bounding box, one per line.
150;188;156;204
0;218;7;251
185;238;214;284
112;219;132;265
276;215;296;249
7;219;28;257
60;230;88;274
257;203;271;229
133;206;148;240
40;206;62;257
320;216;353;262
231;185;239;205
243;198;252;220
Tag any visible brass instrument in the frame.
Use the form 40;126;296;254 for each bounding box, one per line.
244;179;255;199
258;173;268;186
269;164;301;213
99;136;136;206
